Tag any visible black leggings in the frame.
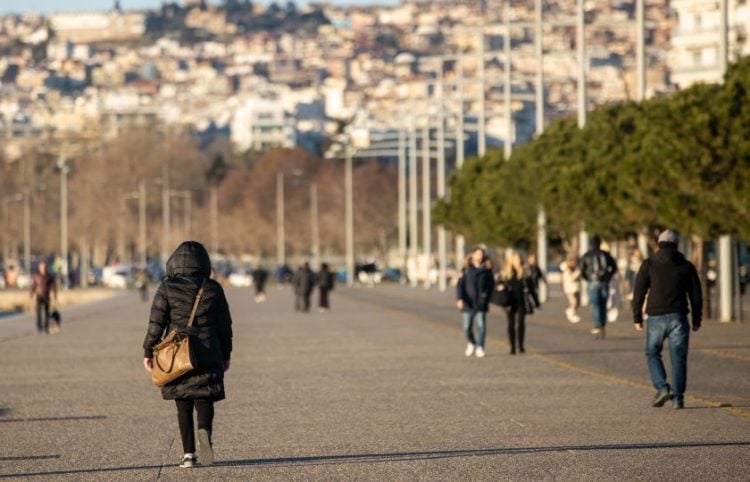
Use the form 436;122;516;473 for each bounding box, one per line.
506;305;526;351
175;399;214;453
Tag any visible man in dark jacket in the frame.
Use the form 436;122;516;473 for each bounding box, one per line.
633;230;702;409
292;262;315;312
580;235;618;338
456;247;495;358
30;261;57;334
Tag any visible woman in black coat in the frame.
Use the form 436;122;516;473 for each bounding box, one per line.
143;241;233;468
498;251;540;355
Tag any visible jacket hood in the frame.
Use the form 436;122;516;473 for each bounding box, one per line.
166;241;211;278
654;243;685;264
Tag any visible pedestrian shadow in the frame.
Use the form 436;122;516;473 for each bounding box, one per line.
0;455;60;462
3;441;749;478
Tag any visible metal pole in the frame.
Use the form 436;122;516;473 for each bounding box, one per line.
478;30;486;156
409;118;419;287
437;62;447;292
455;53;465;268
2;200;8;262
398;127;407;273
579;229;590;306
504;4;513;160
719;234;733;322
60;159;69;288
23;189;30;274
535;0;544;135
345;148;354;287
535;0;547;303
210;185;219;257
577;0;587;128
276;172;284;268
636;0;646;101
161;166;170;264
422;122;431;289
139;180;147;267
186;193;192;240
311;182;320;269
719;0;729;77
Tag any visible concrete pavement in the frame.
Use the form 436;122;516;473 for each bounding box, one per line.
0;284;748;480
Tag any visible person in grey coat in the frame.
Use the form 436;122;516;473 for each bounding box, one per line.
142;241;233;468
292;262;315;312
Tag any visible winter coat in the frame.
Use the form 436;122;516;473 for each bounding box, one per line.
560;262;581;295
293;267;315;295
456;265;495;313
143;241;233;401
632;242;702;327
500;270;540;314
580;248;618;283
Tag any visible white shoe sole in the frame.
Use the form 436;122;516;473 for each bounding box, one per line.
197;429;214;466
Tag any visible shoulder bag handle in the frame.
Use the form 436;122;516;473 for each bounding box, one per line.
187;278;207;328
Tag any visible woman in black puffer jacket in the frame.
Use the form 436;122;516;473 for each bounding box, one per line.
143;241;233;468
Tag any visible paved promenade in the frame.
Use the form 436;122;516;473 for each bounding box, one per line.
1;284;748;480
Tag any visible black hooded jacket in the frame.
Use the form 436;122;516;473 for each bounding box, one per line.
632;242;702;327
143;241;233;401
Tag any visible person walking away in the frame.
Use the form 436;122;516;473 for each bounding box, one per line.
625;249;644;301
252;266;269;302
455;247;495;358
527;254;547;302
560;257;581;323
30;261;57;334
632;230;701;409
317;263;335;312
142;241;233;467
580;235;618;339
498;252;540;354
292;262;315;312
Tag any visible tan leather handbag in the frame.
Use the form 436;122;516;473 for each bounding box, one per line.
151;280;206;387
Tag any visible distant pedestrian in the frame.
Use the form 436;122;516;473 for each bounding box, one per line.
292;262;315;312
625;249;644;301
498;252;540;355
142;241;233;468
527;254;547;301
633;230;702;409
560;257;581;323
317;263;335;312
30;261;57;334
580;236;618;339
252;266;269;302
456;247;495;358
135;268;150;303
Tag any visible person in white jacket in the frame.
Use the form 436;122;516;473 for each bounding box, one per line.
560;257;581;323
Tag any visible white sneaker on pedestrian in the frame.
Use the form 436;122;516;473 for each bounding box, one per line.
475;346;486;358
571;314;581;323
465;343;475;357
565;308;574;322
197;429;214;466
179;453;196;468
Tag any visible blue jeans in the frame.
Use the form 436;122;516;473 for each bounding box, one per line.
462;311;486;348
646;313;690;403
588;281;608;328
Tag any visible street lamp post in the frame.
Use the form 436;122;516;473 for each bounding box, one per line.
276;172;285;268
57;157;70;289
345;147;354;287
310;182;320;269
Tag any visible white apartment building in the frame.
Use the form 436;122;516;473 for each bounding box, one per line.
670;0;750;87
231;98;296;152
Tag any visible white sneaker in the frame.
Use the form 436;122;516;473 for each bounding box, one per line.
475;346;486;358
179;453;196;468
465;343;475;357
571;314;581;323
565;308;574;322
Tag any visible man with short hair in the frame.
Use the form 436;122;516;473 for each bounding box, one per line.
580;235;618;339
30;261;57;334
632;230;702;409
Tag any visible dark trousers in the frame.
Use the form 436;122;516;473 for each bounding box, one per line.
175;398;214;454
36;297;50;333
295;293;311;312
506;304;526;351
319;288;330;309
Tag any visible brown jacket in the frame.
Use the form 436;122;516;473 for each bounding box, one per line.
31;273;57;300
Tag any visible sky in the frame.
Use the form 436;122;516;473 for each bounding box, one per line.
0;0;400;16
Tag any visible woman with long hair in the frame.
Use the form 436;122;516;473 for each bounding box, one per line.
499;251;539;354
143;241;233;468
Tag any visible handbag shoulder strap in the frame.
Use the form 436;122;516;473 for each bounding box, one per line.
187;279;207;328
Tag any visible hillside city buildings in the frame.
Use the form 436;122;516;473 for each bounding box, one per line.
0;0;747;163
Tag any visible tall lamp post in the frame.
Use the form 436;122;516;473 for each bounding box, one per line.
57;157;70;288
